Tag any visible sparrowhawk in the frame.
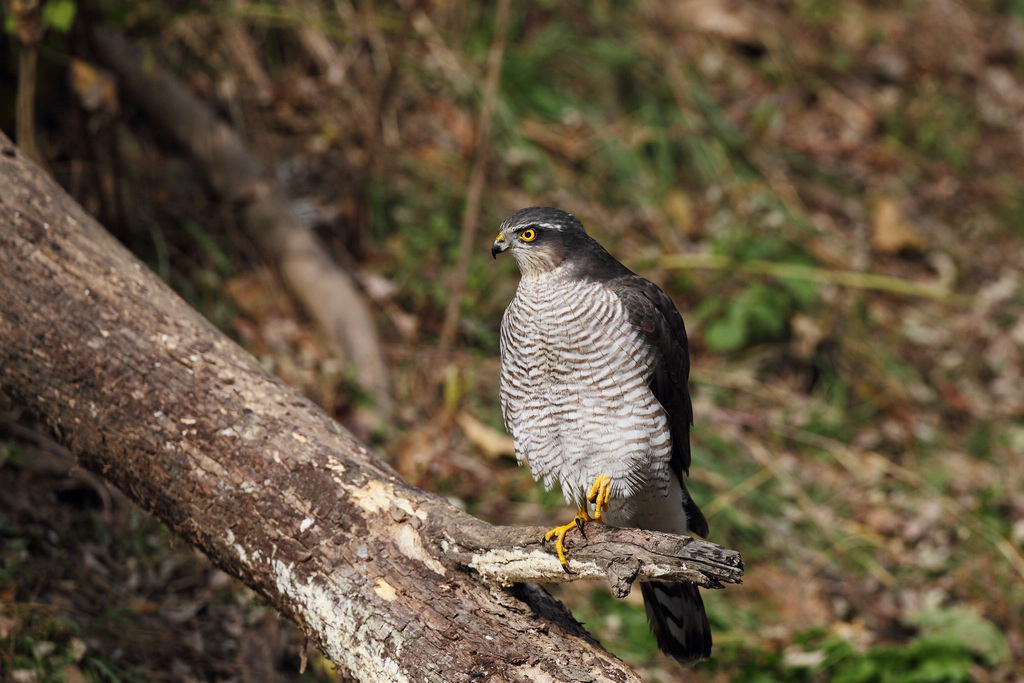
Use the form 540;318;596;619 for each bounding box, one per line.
492;206;711;664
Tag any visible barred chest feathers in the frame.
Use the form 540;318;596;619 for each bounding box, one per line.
498;268;673;509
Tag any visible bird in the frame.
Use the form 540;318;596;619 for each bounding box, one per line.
492;206;711;665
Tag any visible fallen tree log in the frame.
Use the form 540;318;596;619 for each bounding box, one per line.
0;131;742;682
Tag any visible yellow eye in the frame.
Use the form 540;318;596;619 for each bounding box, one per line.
520;228;537;242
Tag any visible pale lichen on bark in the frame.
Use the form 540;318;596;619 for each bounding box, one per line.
268;558;412;683
0;128;742;681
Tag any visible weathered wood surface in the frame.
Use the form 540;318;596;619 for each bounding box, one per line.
439;522;742;597
0;131;741;682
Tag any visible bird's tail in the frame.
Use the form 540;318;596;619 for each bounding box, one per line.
640;581;712;665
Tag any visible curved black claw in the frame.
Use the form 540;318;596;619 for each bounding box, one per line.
575;516;587;539
544;510;591;574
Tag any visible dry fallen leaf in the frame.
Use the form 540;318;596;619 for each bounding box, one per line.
871;197;928;255
664;188;698;238
671;0;759;45
68;58;118;115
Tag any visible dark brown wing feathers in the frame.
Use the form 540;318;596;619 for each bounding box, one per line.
610;275;709;539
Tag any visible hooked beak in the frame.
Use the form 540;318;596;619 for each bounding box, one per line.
491;231;508;259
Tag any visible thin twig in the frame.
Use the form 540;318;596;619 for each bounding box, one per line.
224;0;274;104
13;0;42;165
660;253;971;304
439;0;513;349
350;0;428;255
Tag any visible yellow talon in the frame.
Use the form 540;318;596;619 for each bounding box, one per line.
587;473;612;523
544;475;614;571
544;506;590;572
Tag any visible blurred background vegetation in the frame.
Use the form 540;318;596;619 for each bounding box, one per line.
2;0;1024;681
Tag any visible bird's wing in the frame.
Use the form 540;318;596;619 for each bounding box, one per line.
610;274;708;537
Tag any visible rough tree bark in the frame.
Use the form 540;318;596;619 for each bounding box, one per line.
0;132;742;682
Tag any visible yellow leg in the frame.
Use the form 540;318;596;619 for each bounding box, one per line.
587;473;612;523
544;474;613;572
544;506;590;572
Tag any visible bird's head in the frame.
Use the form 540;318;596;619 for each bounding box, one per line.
491;207;590;276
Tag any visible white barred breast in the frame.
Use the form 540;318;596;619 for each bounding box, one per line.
498;268;673;511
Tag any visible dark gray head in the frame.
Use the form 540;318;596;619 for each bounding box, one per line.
492;207;625;279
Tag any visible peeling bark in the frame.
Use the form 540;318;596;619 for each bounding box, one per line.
0;132;742;682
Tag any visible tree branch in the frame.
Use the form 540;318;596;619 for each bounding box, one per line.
440;522;743;598
439;0;513;349
0;130;742;681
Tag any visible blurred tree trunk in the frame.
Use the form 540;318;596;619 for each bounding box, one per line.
0;132;648;682
88;29;392;413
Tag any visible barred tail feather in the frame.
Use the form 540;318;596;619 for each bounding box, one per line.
640;581;712;665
